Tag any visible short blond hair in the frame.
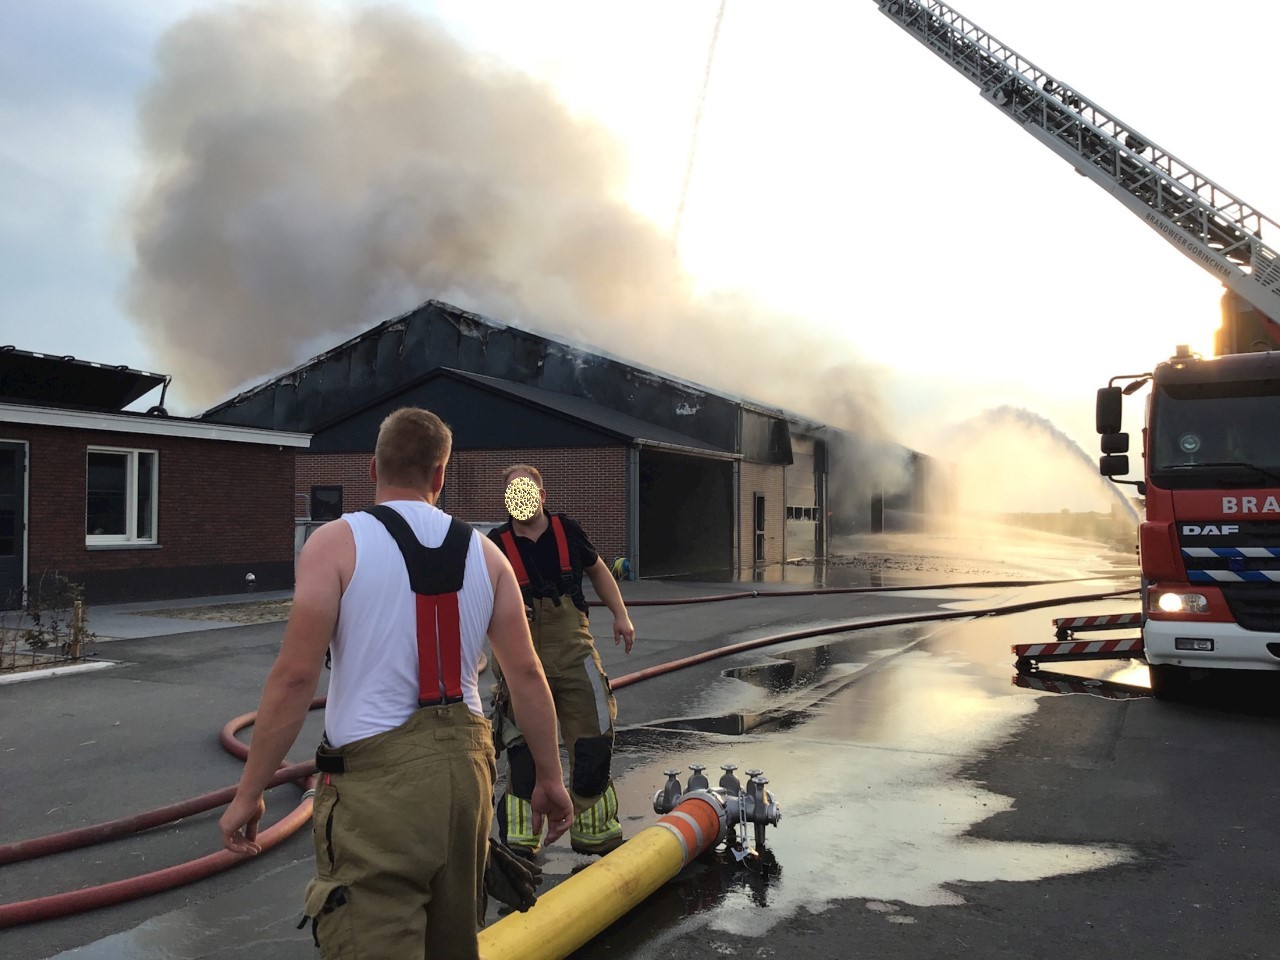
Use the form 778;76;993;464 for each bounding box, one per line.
375;408;452;488
502;463;543;487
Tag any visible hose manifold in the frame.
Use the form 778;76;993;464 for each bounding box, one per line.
652;763;781;858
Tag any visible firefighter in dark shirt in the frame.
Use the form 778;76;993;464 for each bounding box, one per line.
488;464;635;857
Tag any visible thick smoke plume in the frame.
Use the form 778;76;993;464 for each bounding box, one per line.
129;0;894;452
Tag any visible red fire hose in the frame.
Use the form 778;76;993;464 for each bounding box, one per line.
591;576;1105;607
0;703;324;928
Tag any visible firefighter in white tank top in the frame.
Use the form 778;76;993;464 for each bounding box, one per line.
220;408;573;960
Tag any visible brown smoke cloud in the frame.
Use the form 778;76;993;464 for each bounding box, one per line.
129;0;893;452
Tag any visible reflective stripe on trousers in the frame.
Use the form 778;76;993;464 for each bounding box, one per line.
494;597;619;851
570;782;622;848
503;792;543;849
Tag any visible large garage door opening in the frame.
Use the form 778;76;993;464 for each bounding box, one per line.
638;450;733;577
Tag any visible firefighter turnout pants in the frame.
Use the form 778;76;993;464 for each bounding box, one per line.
303;703;496;960
495;597;621;856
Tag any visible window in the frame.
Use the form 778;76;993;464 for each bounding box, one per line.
87;448;158;545
310;485;344;521
786;505;820;521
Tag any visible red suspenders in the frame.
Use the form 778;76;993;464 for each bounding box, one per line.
499;515;572;591
550;515;572;574
364;505;471;707
499;529;530;586
414;592;463;705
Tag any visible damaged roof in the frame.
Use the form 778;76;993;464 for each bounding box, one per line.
0;347;169;412
201;299;815;457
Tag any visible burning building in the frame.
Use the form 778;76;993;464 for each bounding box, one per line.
201;299;860;578
0;309;945;611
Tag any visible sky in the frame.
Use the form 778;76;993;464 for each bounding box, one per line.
3;0;1278;513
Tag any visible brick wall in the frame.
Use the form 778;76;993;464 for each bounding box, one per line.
739;461;786;566
296;445;629;561
296;453;375;517
2;422;295;601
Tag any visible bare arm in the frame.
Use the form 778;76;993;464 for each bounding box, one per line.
482;536;574;840
220;521;349;854
586;557;635;653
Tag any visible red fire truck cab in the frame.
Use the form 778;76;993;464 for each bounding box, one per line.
1099;347;1280;695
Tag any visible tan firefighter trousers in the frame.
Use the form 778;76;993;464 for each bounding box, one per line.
494;596;621;855
303;702;496;960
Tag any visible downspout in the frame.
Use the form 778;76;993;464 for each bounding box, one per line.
817;438;828;561
627;445;640;579
735;410;743;570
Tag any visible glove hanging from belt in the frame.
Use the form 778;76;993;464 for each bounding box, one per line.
485;837;543;912
489;679;509;758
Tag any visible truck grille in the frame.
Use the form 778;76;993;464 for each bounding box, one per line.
1218;585;1280;632
1181;552;1280;583
1178;523;1280;619
1179;520;1280;585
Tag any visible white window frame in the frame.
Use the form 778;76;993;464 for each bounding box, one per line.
86;446;159;546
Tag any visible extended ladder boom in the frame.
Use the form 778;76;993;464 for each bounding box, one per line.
876;0;1280;348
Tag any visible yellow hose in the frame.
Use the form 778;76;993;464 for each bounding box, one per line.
479;796;722;960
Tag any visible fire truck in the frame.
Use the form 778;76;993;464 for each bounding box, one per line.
876;1;1280;696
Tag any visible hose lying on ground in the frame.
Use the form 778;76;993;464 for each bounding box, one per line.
0;581;1136;927
0;701;329;928
592;575;1118;607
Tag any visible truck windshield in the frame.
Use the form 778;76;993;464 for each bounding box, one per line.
1151;384;1280;486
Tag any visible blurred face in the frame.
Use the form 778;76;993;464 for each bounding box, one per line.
504;473;544;521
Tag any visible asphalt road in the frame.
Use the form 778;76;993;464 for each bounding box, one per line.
3;567;1279;960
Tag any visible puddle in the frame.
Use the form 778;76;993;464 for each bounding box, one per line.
590;642;1133;953
642;626;929;738
1012;669;1150;700
722;644;836;693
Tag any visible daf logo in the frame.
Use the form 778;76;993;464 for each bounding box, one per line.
1182;524;1240;536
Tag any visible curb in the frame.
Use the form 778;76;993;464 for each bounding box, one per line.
0;659;120;685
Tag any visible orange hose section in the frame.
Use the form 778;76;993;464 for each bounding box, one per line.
658;794;724;867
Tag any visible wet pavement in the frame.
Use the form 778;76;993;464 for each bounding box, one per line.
3;531;1279;959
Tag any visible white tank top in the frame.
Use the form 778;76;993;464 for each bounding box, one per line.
325;500;494;747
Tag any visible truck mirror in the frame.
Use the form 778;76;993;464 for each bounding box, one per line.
1101;432;1129;454
1096;387;1123;434
1100;454;1129;477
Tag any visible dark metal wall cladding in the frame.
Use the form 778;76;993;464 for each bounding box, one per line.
638;450;734;576
206;301;786;457
311;375;623;453
740;411;794;464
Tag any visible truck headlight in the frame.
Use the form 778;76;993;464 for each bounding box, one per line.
1153;592;1209;614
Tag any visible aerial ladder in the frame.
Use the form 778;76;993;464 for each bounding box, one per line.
875;0;1280;355
876;1;1280;695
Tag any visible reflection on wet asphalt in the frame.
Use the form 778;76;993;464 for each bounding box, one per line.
21;573;1172;960
577;609;1138;957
